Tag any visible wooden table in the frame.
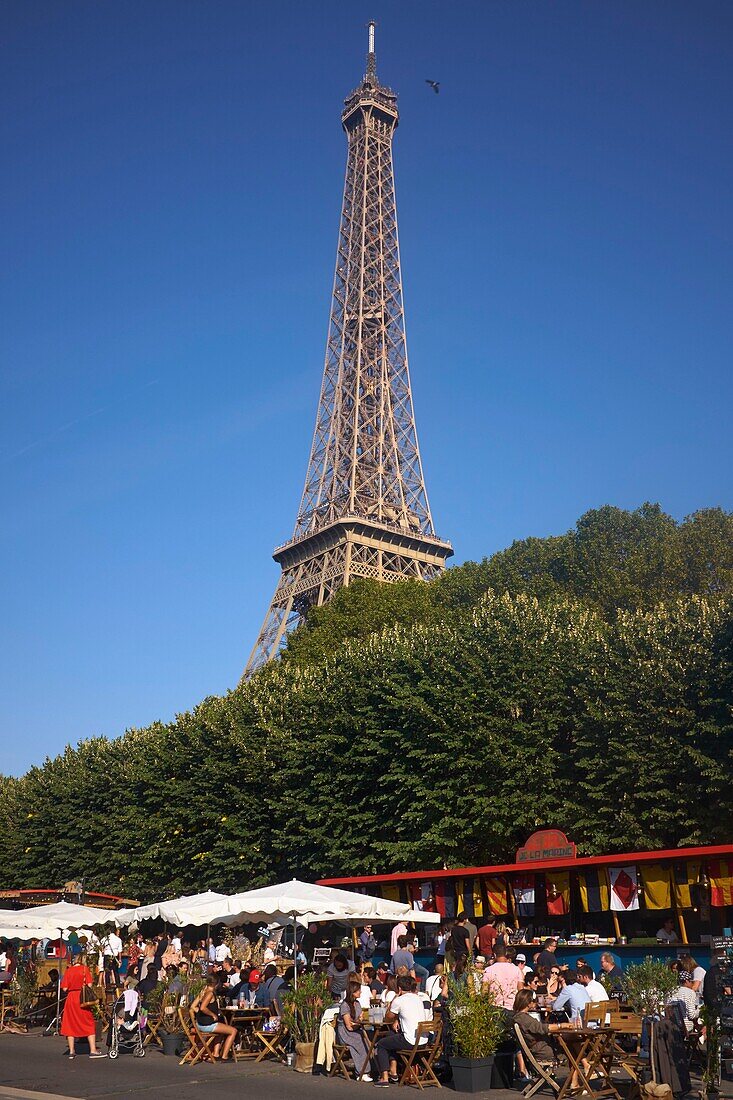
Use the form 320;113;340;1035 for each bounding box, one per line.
357;1020;392;1080
221;1006;268;1060
553;1027;621;1100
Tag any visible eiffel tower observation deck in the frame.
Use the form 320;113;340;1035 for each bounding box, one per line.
244;23;453;676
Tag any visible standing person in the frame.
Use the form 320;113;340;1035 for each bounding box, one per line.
390;920;408;959
464;915;478;956
599;953;624;995
336;977;373;1081
449;917;471;964
327;953;355;998
477;918;498;958
536;938;558;971
60;955;105;1059
482;945;523;1011
655;918;678;944
101;927;123;988
678;954;706;1003
358;924;377;964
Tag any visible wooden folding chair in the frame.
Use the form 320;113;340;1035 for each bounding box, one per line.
514;1023;561;1099
254;1020;288;1062
396;1018;443;1090
606;1010;643;1081
177;1007;218;1066
324;1016;353;1080
584;1002;613;1028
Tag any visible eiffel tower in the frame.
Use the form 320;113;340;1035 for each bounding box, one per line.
244;23;453;676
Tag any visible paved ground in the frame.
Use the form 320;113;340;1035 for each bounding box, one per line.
0;1031;500;1099
0;1033;731;1100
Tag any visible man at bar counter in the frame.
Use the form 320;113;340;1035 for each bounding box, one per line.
599;952;624;985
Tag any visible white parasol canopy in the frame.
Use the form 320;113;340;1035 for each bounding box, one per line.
114;880;440;929
114;890;229;927
216;880;440;927
0;901;120;939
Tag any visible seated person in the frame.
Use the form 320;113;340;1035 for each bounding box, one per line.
372;963;387;998
374;976;431;1086
425;962;446;1002
254;963;287;1015
552;970;590;1022
38;968;60;994
667;970;699;1032
336;977;372;1081
514;988;555;1073
191;976;238;1060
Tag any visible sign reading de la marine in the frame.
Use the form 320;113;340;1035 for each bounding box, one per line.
516;830;578;863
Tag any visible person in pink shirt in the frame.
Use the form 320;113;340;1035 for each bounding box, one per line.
482;944;523;1011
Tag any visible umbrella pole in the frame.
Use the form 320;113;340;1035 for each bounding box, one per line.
292;914;297;990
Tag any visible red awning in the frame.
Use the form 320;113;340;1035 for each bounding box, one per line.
318;843;733;888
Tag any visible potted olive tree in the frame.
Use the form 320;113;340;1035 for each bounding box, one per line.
447;981;509;1093
621;958;679;1017
281;972;324;1073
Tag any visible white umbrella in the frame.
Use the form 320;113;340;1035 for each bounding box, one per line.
217;881;440;927
2;901;118;935
0;925;50;941
114;890;229;927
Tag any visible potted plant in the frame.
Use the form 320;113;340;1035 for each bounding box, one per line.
447;980;508;1093
280;971;324;1073
621;958;679;1017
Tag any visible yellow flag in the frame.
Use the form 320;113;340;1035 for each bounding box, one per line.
640;864;672;910
456;879;465;916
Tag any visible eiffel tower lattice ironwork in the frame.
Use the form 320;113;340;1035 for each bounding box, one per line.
244;23;453;677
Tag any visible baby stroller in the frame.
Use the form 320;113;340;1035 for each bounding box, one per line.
108;990;145;1059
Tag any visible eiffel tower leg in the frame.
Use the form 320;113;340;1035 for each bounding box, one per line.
244;591;298;676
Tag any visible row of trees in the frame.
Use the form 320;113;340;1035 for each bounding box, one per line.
1;504;731;901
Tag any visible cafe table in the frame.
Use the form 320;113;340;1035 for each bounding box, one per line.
553;1026;621;1100
221;1005;268;1060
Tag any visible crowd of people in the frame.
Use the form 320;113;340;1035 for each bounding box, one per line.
1;915;723;1085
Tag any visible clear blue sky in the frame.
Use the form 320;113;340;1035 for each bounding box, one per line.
2;1;732;775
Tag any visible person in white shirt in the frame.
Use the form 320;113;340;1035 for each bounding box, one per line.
515;953;533;982
0;949;8;970
170;934;182;955
375;977;430;1085
679;954;706;1005
425;963;446;1002
214;942;232;963
100;929;123;986
656;918;679;944
263;940;277;963
667;971;699;1032
577;965;609;1004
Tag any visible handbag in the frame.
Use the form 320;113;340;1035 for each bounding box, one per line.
79;982;98;1007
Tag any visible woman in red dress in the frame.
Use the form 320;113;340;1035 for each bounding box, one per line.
60;957;105;1058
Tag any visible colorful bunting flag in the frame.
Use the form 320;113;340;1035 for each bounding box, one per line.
433;881;447;918
672;863;697;910
640;864;672;910
381;884;401;903
709;860;733;908
456;879;465;917
483;877;508;916
471;879;484;919
578;867;610;913
512;875;535;917
545;871;571;916
610;866;639;911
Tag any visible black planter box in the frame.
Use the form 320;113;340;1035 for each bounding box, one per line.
450;1054;495;1093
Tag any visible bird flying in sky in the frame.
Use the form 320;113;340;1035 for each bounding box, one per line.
425;80;440;94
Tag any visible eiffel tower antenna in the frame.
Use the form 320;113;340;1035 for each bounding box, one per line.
243;25;453;677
